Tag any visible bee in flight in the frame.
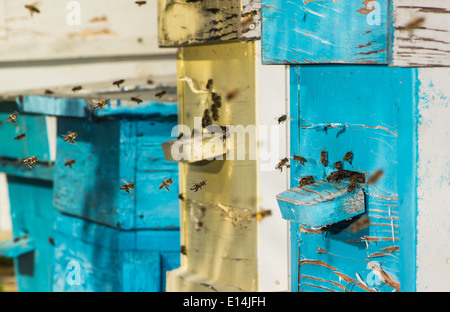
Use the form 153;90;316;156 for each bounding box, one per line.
22;156;38;170
131;96;143;105
93;100;108;112
61;132;78;145
275;157;290;172
120;179;135;193
190;180;206;192
6;112;19;125
159;178;174;192
251;209;272;221
25;3;40;16
135;1;147;6
275;114;293;125
367;169;384;185
155;90;166;98
292;155;307;166
14;133;26;141
64;158;76;169
72;86;82;92
113;79;125;89
226;88;239;101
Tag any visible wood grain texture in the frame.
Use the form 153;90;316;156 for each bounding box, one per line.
158;0;261;47
262;0;388;64
392;0;450;67
289;65;415;292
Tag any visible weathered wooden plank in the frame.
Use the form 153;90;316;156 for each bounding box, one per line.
392;0;450;67
262;0;388;64
158;0;261;47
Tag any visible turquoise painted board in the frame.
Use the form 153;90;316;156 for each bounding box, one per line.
261;0;388;64
52;213;180;292
7;176;56;292
53;110;180;230
288;65;415;292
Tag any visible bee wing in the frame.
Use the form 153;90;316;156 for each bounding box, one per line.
85;99;98;110
121;179;129;184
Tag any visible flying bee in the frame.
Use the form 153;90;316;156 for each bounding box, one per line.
237;10;256;30
64;158;76;169
190;180;206;192
25;3;40;16
320;151;329;167
72;86;82;92
202;109;212;128
251;209;272;221
404;16;425;31
178;193;185;201
135;0;147;6
44;89;54;95
211;103;220;121
275;114;293;125
22;156;38;170
292;155;307;166
93;100;108;112
147;79;154;85
333;161;343;171
349;215;370;233
14;133;26;141
299;176;315;187
226;88;239;101
211;92;222;108
6;112;18;125
275;157;290;172
155;90;166;98
131;96;143;105
159;178;174;192
367;169;384;185
120;179;135;193
347;181;358;193
343;151;354;165
61;132;78;145
113;79;125;88
206;79;214;91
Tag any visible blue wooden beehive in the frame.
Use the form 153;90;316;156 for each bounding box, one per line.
52;213;180;292
0;100;56;292
51;100;180;230
276;181;365;229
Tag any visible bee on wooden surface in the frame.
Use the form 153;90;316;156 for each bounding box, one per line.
251;209;272;221
178;193;185;201
22;156;38;170
177;132;184;140
48;237;55;246
237;10;257;30
93;100;108;112
6;112;18;125
343;151;354;165
135;1;147;6
120;179;135;193
159;178;174;192
320;151;329;167
211;103;220;121
299;176;315;187
113;79;125;89
202;109;212;128
72;86;82;92
347;182;358;193
206;79;214;91
349;215;370;233
211;92;222;108
333;161;343;171
226;88;239;101
64;158;76;169
180;245;187;255
190;180;206;192
275;157;289;172
220;126;230;142
14;133;26;141
349;171;366;184
367;169;384;185
25;3;40;16
44;89;54;95
292;155;307;166
131;96;143;105
155;90;166;98
61;132;78;145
